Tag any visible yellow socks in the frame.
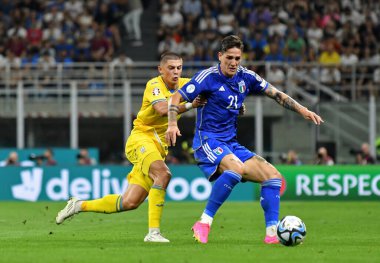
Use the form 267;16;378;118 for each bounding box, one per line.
148;185;166;229
81;194;123;213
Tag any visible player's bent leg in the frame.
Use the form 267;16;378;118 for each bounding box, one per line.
145;159;171;242
191;153;243;243
121;184;149;210
243;156;282;244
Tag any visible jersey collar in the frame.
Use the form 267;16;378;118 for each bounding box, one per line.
160;76;178;93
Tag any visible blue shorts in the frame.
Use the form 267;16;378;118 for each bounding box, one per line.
193;138;255;181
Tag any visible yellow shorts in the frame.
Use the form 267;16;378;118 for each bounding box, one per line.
125;130;167;192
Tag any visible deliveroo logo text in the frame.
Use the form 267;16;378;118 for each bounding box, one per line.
12;168;43;201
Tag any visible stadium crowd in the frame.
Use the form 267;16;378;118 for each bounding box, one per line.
0;0;138;69
157;0;380;99
0;0;379;98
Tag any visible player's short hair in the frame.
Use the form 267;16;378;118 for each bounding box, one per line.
160;52;182;64
220;35;244;53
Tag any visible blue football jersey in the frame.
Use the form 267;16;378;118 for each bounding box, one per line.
178;64;269;150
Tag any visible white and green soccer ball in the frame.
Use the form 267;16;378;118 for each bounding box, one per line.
276;215;307;246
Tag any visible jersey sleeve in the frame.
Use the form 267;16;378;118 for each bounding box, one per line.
145;81;167;105
244;68;269;94
178;71;211;102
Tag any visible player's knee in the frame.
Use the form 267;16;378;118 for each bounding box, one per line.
151;167;172;188
122;199;141;210
157;168;172;185
231;166;244;176
267;167;282;180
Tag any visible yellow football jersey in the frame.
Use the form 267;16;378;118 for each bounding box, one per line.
132;76;190;139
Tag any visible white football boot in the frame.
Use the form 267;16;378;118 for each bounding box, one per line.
56;197;80;224
143;231;170;243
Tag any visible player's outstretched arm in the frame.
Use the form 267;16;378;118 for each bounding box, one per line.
263;84;324;125
166;92;183;146
153;95;206;117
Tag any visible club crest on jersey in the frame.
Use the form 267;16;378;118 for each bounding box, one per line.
140;146;146;154
213;147;223;155
152;88;160;96
238;81;246;93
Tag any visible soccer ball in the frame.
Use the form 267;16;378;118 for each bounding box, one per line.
276;215;306;246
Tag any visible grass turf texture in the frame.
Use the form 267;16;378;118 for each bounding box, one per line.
0;201;379;263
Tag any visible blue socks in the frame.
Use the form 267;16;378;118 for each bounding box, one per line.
204;170;242;217
260;178;281;227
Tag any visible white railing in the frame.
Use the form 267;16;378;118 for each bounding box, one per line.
0;61;379;101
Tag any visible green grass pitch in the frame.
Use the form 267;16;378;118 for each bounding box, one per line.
0;201;379;263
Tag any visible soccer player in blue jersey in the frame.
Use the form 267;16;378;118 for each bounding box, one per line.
166;35;323;244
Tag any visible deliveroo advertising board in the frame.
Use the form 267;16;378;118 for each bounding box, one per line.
0;165;254;201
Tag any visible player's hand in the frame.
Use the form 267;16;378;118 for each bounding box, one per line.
166;125;182;146
301;108;324;125
192;95;207;108
239;103;246;115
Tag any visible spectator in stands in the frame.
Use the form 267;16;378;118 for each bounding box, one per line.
307;19;323;53
340;45;359;95
4;151;20;166
123;0;144;47
38;50;56;88
77;7;94;29
266;64;285;91
7;21;27;39
198;8;217;32
182;0;202;19
44;148;57;166
77;148;96;165
64;0;83;20
90;29;113;62
110;51;134;68
158;34;178;55
43;5;63;24
217;5;235;35
356;143;375;164
110;51;134;79
286;150;302;165
26;15;43;50
42;21;62;45
3;50;21;86
268;15;287;38
73;36;90;62
94;2;122;49
264;42;285;62
285;29;306;60
177;36;195;60
6;34;27;57
315;147;334;165
319;42;341;88
161;4;183;32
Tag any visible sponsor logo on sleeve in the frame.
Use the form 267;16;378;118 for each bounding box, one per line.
186;84;195;93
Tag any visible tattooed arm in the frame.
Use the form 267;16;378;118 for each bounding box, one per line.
263;84;324;125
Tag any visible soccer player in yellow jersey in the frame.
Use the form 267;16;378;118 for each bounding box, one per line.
56;52;206;242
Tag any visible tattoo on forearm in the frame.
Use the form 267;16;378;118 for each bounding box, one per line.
267;85;302;113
